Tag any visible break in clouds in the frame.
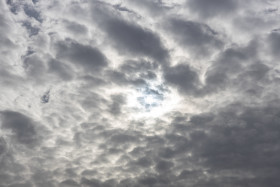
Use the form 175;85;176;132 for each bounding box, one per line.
1;0;280;186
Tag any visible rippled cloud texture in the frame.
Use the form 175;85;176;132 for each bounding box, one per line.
1;0;280;186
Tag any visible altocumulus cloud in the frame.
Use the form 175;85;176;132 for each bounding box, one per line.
1;0;280;186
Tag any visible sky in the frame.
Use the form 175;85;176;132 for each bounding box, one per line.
1;0;280;186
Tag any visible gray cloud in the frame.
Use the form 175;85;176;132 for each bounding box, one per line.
108;94;126;116
165;18;224;57
0;111;39;147
268;31;280;58
189;39;270;96
0;4;17;58
6;0;20;14
186;101;280;187
120;59;159;73
106;69;147;87
63;20;88;35
22;21;40;37
186;0;239;18
103;18;169;65
106;59;160;87
56;39;108;73
0;137;7;158
23;4;42;22
164;63;200;95
23;53;48;83
47;59;73;81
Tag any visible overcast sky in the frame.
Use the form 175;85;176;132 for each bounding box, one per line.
1;0;280;186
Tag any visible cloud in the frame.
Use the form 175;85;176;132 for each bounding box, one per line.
108;94;126;116
41;90;50;103
23;4;42;22
185;101;280;186
268;31;280;58
47;59;73;81
164;63;200;95
56;39;108;72
165;18;224;57
0;111;39;147
186;0;239;18
0;137;7;158
126;0;173;16
22;21;40;36
103;18;169;65
1;0;280;186
63;20;88;35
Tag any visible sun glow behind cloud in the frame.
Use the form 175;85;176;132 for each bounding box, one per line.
125;83;182;119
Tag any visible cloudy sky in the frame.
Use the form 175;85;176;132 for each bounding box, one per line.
1;0;280;186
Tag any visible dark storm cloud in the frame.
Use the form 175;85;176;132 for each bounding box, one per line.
56;39;108;72
0;111;39;147
165;19;224;57
186;0;239;18
103;18;169;65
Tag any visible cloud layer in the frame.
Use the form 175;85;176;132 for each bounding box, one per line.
1;0;280;186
